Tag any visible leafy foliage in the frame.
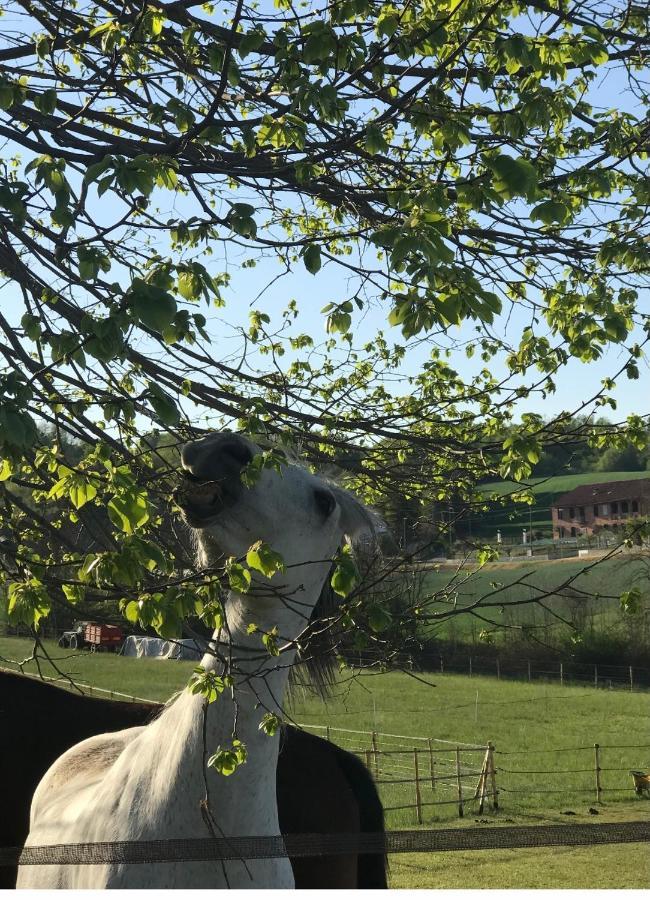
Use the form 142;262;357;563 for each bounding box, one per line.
207;739;248;776
0;0;648;654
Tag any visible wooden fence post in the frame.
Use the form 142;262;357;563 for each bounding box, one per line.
414;749;423;825
371;731;379;778
427;738;435;792
455;747;464;817
527;659;531;682
469;656;472;678
488;741;499;810
560;662;563;686
594;665;598;689
496;658;500;680
479;749;491;814
440;656;444;674
326;725;331;743
473;748;490;814
629;666;633;692
594;743;602;804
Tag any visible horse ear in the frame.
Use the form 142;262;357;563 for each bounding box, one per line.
333;487;382;546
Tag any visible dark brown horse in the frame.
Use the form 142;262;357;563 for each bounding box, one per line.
0;669;386;889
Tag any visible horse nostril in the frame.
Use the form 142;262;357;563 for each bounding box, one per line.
180;433;255;482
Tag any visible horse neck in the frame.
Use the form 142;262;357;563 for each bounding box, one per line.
200;589;301;750
152;583;317;836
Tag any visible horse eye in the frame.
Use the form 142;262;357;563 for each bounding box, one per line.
314;488;336;518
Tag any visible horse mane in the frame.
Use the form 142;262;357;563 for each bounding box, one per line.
290;481;384;699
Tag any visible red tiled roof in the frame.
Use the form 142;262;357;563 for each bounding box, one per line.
552;478;650;508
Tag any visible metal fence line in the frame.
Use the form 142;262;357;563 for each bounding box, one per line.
294;726;650;824
4;822;649;867
298;723;483;748
499;787;637;795
496;744;650;754
500;766;643;775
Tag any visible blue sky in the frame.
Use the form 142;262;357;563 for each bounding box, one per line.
1;6;648;428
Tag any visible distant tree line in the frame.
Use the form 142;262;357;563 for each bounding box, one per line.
530;416;650;478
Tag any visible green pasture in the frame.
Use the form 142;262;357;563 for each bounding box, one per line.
418;554;649;643
2;635;648;889
480;469;650;499
289;665;650;825
0;635;191;702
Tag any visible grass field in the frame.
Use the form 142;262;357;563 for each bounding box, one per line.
480;470;650;499
288;663;650;827
2;635;649;888
418;553;650;644
0;635;190;702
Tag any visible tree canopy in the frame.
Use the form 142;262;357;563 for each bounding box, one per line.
0;0;648;648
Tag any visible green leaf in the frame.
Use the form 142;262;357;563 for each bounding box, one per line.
303;244;322;274
531;199;571;225
207;43;225;72
226;559;252;593
227;203;257;238
259;712;282;736
0;407;38;450
178;270;202;301
325;301;353;335
246;540;286;578
0;78;25;110
62;583;85;604
124;600;140;623
0;458;14;481
147;382;180;425
34;88;57;114
68;475;98;509
189;666;227;703
108;491;150;533
365;123;389;155
20;313;40;340
487;154;538;201
477;546;500;566
262;626;280;657
7;580;50;628
130;279;178;332
207;740;247;775
238;27;267;57
143;8;165;38
367;603;392;633
376;7;400;37
35;34;51;58
167;99;195;133
78;553;101;583
83;157;113;186
620;588;641;615
330;545;359;597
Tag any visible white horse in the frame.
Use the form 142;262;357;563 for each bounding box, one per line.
17;432;374;889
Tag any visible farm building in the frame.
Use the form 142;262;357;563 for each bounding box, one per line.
551;478;650;539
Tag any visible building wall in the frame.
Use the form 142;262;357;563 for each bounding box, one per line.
551;493;648;539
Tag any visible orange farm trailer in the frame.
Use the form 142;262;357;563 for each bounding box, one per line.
84;623;124;652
